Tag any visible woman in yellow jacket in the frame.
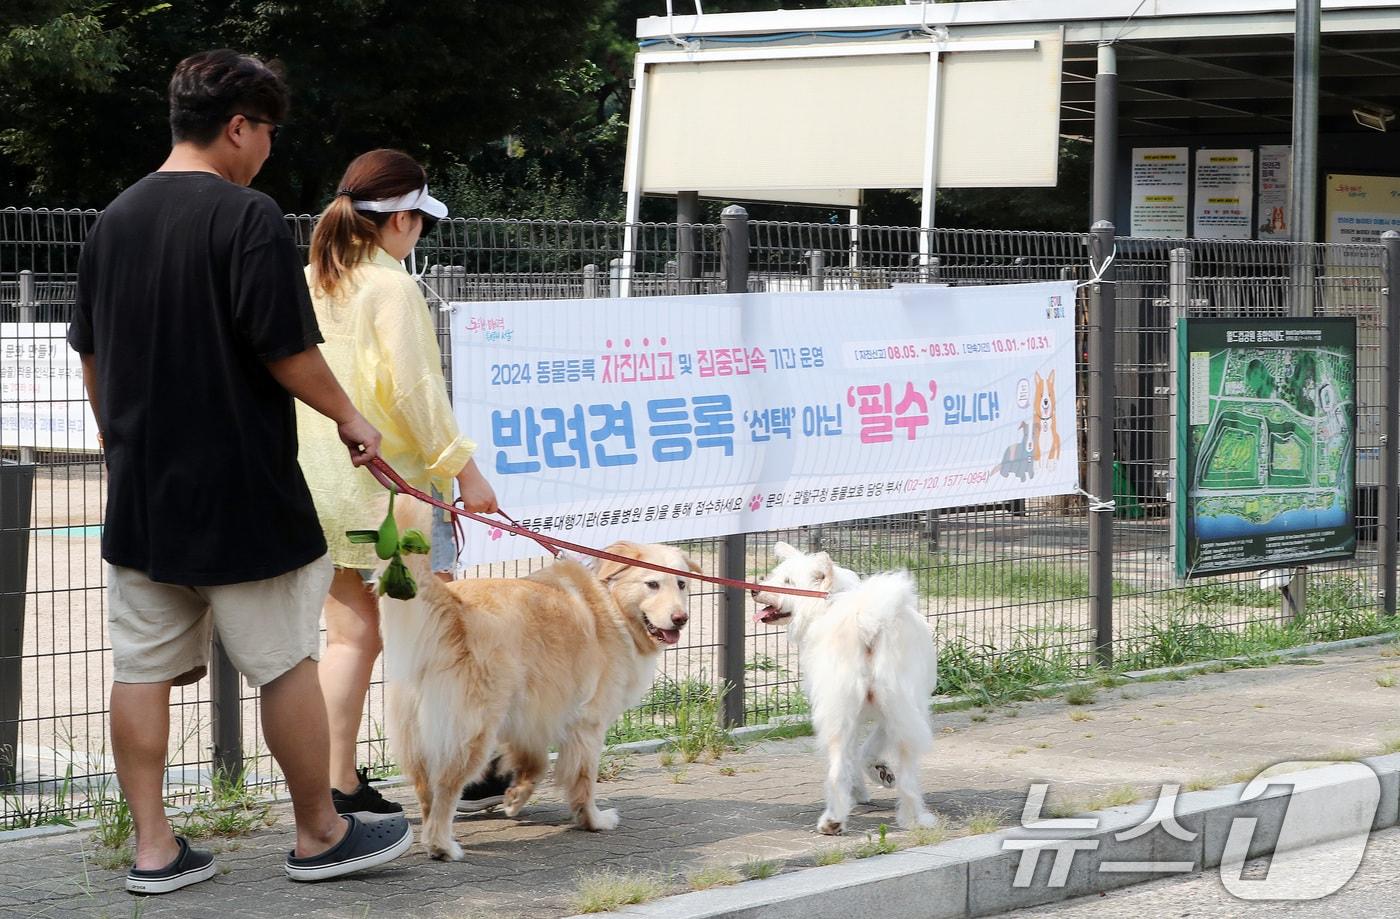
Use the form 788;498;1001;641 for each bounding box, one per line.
297;149;498;814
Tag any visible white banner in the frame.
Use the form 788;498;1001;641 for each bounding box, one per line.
450;282;1078;563
0;323;99;451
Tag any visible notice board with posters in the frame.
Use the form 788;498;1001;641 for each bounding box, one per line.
1175;318;1356;578
1325;174;1400;244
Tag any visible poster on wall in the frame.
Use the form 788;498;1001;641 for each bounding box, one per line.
1130;147;1189;237
1324;174;1400;244
1192;149;1254;239
1257;144;1291;240
1175;318;1356;578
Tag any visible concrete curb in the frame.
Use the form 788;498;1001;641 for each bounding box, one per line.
577;753;1400;918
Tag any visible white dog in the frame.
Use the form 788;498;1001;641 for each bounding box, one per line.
752;542;939;835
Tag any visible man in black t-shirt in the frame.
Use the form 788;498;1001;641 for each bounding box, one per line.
70;50;411;893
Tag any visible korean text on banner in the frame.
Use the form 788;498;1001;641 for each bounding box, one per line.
450;282;1079;564
1;323;100;452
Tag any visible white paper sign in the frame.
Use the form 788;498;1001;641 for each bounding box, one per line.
1193;149;1254;239
449;283;1079;563
0;323;99;451
1131;147;1189;237
1257;144;1291;240
1325;174;1400;244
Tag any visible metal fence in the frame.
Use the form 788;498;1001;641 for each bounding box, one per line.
2;205;1396;827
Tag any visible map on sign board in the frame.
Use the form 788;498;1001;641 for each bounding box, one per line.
1175;318;1356;578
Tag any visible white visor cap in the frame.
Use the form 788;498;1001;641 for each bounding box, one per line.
350;185;448;220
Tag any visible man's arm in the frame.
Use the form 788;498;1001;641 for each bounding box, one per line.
78;354;104;450
265;346;381;467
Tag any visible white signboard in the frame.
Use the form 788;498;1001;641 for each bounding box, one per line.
1325;174;1400;245
0;323;99;451
450;283;1079;563
1257;144;1291;240
1193;149;1254;239
1130;148;1189;237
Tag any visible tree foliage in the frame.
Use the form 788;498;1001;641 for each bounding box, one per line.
2;0;1088;231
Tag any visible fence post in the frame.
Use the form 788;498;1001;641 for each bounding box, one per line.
209;636;242;781
677;191;699;295
719;205;750;728
18;272;35;467
0;458;35;786
1381;231;1400;615
1167;247;1190;572
583;263;599;300
1088;220;1117;667
806;249;825;292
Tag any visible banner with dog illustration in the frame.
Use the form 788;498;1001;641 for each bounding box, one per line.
448;281;1078;563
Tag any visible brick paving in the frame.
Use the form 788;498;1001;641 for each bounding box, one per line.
7;642;1400;918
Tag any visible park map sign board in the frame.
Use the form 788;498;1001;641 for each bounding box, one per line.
1175;318;1357;578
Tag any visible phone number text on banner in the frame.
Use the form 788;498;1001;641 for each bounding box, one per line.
450;281;1078;563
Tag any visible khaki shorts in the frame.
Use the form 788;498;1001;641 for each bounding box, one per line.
107;555;333;688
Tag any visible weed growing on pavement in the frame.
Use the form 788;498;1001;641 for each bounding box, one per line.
813;846;847;866
1185;776;1217;792
0;765;77;829
742;858;782;880
1068;710;1092;723
571;869;670;913
92;794;134;852
1064;684;1097;706
1379;675;1397;688
1086;786;1140;810
1381;737;1400;755
962;811;1002;835
687;865;741;890
902;823;949;848
176;766;272;840
851;824;898;859
596;751;633;783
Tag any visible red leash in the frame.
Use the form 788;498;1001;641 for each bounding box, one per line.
366;457;828;599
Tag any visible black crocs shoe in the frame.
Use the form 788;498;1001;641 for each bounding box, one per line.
285;812;412;882
456;758;514;813
332;767;404;815
125;836;216;894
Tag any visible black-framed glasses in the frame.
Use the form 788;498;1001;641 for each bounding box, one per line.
234;113;280;145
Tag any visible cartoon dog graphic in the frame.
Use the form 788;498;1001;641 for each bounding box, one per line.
1032;371;1061;466
995;421;1034;482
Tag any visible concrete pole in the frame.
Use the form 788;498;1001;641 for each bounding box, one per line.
1092;43;1118;225
1089;220;1118;666
719;204;750;727
1380;231;1400;615
676;191;699;295
1289;0;1321;316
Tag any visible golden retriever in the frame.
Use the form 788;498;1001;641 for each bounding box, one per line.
380;500;698;860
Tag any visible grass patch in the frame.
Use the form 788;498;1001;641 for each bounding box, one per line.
597;752;633;783
571;869;670;913
176;766;273;840
1381;737;1400;755
813;846;847;866
1087;786;1140;810
850;824;899;859
962;811;1002;835
742;858;782;880
1379;675;1397;689
937;635;1078;705
92;794;134;852
1;765;78;829
687;865;741;890
1185;776;1217;792
902;823;949;848
1064;684;1097;706
1068;710;1092;723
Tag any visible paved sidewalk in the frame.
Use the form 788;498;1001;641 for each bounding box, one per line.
9;641;1400;918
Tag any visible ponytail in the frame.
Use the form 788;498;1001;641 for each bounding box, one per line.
308;148;429;298
308;194;379;298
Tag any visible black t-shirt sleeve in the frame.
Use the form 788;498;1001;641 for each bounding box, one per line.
231;199;323;362
68;223;98;354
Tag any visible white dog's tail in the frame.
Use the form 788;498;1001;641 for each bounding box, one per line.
858;571;939;737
